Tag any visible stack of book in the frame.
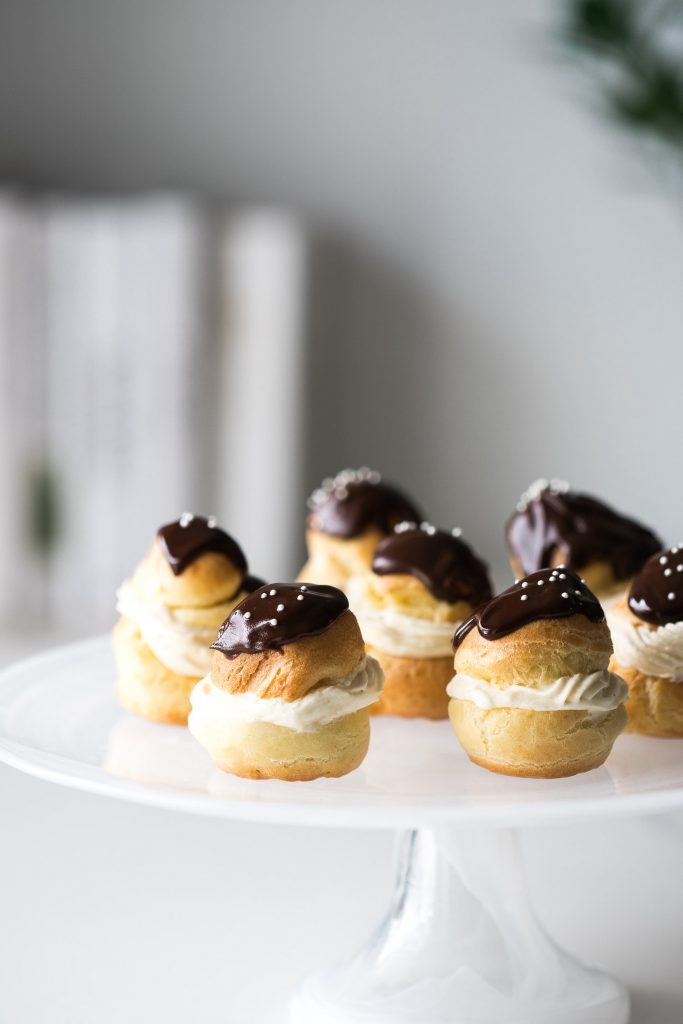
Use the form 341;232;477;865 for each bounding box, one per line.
0;192;308;636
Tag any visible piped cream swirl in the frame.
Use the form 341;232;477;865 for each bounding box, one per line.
447;670;627;714
354;607;457;659
609;613;683;682
117;580;228;677
189;655;384;735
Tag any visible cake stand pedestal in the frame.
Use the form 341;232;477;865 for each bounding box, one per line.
2;638;682;1024
291;827;627;1024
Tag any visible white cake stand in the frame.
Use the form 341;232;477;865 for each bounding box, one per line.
3;639;683;1023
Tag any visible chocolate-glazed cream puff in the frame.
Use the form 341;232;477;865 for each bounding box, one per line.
349;522;492;719
188;583;384;780
506;479;661;607
448;569;628;778
298;468;423;592
113;514;263;725
610;546;683;736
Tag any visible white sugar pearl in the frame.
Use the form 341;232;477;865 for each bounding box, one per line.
660;556;668;565
270;618;278;626
300;585;307;591
521;581;529;588
521;594;528;601
537;580;544;586
260;593;267;599
243;612;251;620
297;594;304;601
269;589;277;596
207;516;217;528
668;593;676;601
558;573;566;580
561;592;569;599
665;568;673;577
677;565;683;572
277;604;285;612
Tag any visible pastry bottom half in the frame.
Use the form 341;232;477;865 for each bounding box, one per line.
366;645;451;719
190;708;371;781
112;616;198;725
448;698;627;778
612;661;683;737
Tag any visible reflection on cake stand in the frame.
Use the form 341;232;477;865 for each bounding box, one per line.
3;638;683;1023
292;827;627;1023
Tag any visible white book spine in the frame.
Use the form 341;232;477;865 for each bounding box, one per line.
216;211;308;580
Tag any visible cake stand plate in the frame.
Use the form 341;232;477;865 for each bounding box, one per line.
2;637;681;1024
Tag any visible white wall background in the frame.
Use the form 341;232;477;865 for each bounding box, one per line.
2;0;682;577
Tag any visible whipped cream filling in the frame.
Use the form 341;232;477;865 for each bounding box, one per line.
117;579;227;678
447;670;627;714
189;655;384;735
609;613;683;682
354;607;457;659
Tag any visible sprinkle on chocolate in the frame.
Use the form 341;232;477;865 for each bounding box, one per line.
307;468;422;539
629;548;683;625
453;568;604;649
372;523;492;605
212;583;349;656
506;479;661;581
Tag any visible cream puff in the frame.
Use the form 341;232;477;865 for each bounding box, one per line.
610;546;683;736
506;479;661;608
188;583;384;780
298;467;423;591
350;522;492;719
448;568;628;777
113;513;263;725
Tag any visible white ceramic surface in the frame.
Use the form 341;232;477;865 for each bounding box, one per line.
1;636;683;829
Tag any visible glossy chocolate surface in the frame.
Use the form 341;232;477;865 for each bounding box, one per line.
307;468;422;539
505;479;661;581
157;514;248;577
453;568;604;648
629;547;683;626
372;523;492;605
212;583;349;656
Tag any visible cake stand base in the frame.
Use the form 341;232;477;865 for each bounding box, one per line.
291;826;629;1024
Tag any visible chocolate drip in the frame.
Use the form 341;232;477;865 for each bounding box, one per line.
453;568;604;649
307;468;422;539
372;524;492;605
212;583;349;656
505;480;661;581
628;547;683;626
157;515;247;577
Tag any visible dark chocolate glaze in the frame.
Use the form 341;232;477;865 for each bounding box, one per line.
242;574;266;594
372;524;492;605
157;515;247;577
212;583;349;657
453;568;605;649
307;468;422;539
505;480;661;581
628;547;683;626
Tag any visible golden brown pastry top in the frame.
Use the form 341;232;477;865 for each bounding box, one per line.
210;610;365;700
454;613;612;687
131;535;244;610
350;569;472;624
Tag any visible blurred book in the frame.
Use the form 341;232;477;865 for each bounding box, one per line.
216;210;308;582
0;193;309;637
